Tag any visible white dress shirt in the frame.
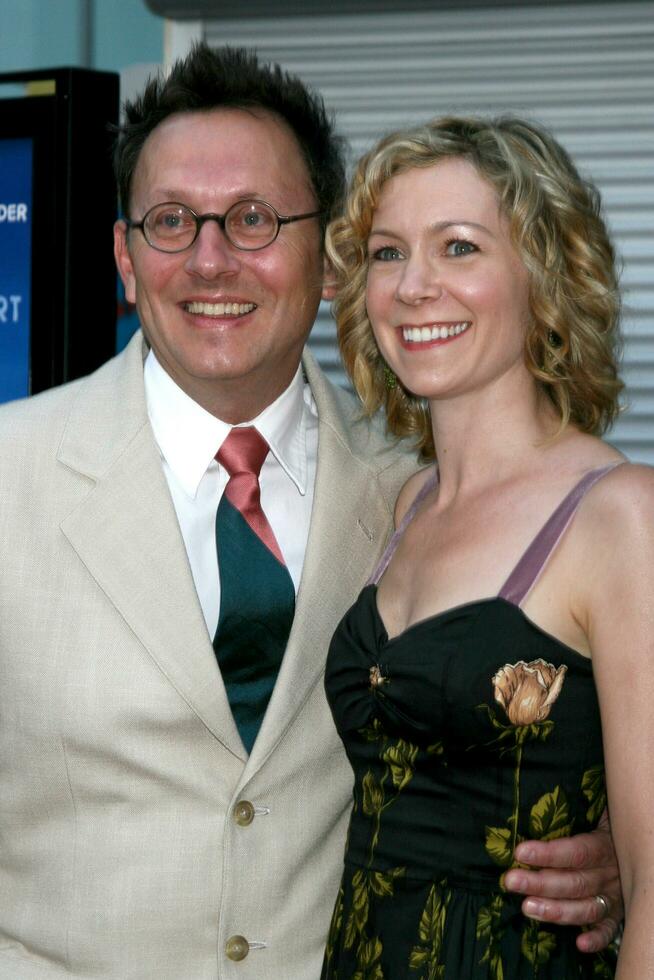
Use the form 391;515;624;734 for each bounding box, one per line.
144;350;318;638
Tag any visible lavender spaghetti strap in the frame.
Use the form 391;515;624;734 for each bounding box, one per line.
499;462;625;606
368;468;438;586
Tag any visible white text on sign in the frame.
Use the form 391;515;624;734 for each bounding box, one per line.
0;204;29;222
0;296;22;322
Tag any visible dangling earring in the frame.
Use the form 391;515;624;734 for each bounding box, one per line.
543;329;563;376
383;365;397;390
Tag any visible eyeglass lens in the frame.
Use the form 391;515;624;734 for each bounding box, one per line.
143;201;280;252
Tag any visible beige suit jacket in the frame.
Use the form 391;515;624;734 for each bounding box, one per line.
0;332;418;979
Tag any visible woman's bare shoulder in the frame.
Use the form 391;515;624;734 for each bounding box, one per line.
577;461;654;552
586;460;654;509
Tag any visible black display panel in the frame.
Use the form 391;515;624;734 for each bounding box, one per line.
0;68;119;403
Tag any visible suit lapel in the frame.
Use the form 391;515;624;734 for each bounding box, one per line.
246;354;396;771
58;335;246;761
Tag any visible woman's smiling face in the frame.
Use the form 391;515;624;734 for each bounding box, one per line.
365;156;532;405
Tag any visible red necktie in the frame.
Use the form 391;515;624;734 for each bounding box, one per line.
213;427;295;752
216;428;285;564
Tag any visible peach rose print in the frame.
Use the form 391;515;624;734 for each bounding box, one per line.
492;659;567;727
477;659;569;876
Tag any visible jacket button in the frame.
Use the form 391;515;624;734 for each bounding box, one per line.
234;800;255;826
225;935;249;961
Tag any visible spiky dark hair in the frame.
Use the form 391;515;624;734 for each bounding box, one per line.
113;43;345;233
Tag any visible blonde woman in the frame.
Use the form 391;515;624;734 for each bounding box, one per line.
321;117;653;977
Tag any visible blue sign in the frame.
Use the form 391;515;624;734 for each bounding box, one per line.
0;138;32;403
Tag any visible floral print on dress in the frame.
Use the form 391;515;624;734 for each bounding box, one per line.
323;716;420;978
476;659;584;974
322;582;617;978
492;659;567;726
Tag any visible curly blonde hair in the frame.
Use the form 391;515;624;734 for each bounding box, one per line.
326;116;623;459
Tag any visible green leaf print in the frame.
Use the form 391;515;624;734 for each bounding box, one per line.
521;921;556;966
409;947;428;969
532;719;554;742
528;786;573;841
352;966;383;980
353;937;384;980
472;707;555;754
362;770;384;816
582;766;607;826
475;703;509;732
359;937;383;967
470;705;517;751
485;825;513;867
324;886;344;964
382;740;418;791
409;881;451;979
344;870;370;949
407;951;444;980
489;950;505;980
343;728;420;978
344;904;358;951
419;884;446;944
370;867;406;898
359;718;384;743
476;894;506;978
476;904;492;944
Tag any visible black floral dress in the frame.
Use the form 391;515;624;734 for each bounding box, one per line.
321;466;620;979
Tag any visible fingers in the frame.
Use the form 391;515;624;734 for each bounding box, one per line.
576;918;622;954
512;892;621;949
503;818;623;951
504;866;619;904
503;864;623;951
515;896;621;950
513;829;614;871
518;891;617;926
516;893;621;952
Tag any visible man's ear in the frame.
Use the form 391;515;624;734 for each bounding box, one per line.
114;220;137;305
321;254;338;302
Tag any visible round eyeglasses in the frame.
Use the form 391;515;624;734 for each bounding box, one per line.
125;199;324;253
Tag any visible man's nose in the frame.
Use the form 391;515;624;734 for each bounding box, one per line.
183;220;241;278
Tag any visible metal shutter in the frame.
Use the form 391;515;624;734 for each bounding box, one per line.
199;2;654;462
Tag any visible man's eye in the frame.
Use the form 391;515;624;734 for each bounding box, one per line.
152;209;193;233
371;246;403;261
445;239;477;257
234;206;275;231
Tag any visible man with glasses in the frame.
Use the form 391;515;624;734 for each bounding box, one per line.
0;43;621;980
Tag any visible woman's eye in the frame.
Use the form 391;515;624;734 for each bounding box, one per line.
445;239;477;257
371;245;403;262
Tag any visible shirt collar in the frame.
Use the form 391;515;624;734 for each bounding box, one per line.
144;350;312;499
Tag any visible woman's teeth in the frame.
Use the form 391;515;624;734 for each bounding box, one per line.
185;301;256;315
402;321;470;342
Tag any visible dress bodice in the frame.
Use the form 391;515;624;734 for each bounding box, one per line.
326;585;603;887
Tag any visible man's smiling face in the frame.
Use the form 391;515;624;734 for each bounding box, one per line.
114;108;326;422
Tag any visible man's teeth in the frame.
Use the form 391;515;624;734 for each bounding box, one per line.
402;322;470;342
185;301;256;315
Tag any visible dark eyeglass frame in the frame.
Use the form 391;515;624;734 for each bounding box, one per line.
125;199;324;253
